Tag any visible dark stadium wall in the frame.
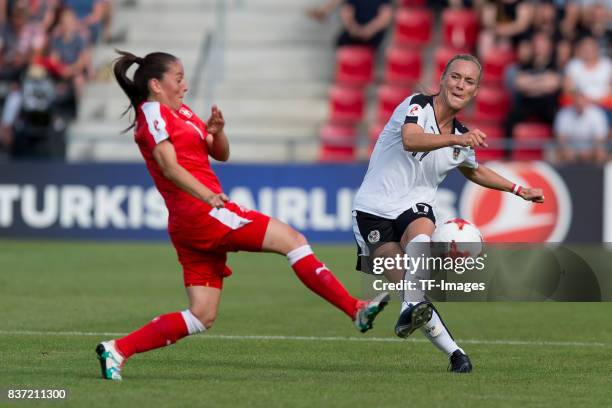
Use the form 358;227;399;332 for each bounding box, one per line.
556;164;603;243
604;163;612;242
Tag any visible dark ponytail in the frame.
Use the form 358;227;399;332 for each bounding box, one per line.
113;49;178;132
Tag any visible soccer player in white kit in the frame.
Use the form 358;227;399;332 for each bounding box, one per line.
352;54;545;373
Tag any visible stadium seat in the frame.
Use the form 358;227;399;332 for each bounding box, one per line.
441;9;480;50
383;47;422;86
393;8;433;48
511;122;553;161
376;84;412;123
481;48;516;84
328;85;365;124
474;86;511;122
319;145;356;162
319;123;357;162
320;123;357;146
334;46;375;87
398;0;427;7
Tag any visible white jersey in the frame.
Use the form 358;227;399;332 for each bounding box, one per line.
353;93;478;219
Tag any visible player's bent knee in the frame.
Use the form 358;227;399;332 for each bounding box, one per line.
284;228;307;251
263;219;310;255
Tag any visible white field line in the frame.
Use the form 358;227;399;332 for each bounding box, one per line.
0;330;608;348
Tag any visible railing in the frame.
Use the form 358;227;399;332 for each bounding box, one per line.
197;0;228;109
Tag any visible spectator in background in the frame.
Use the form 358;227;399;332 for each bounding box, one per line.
531;0;573;66
505;31;562;139
504;35;533;99
306;0;342;21
531;0;558;37
0;4;46;82
478;0;534;57
99;0;114;43
307;0;393;51
0;63;67;159
0;0;7;26
578;2;612;55
559;0;582;38
564;35;612;110
28;0;61;33
554;90;609;164
62;0;106;43
0;3;46;151
336;0;392;50
427;0;486;12
47;7;91;101
576;2;611;55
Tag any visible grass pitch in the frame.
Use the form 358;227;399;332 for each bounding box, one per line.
1;240;611;407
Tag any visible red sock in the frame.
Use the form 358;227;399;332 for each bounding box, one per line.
115;312;189;359
290;251;359;318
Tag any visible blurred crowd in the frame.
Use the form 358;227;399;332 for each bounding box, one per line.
0;0;113;160
309;0;611;165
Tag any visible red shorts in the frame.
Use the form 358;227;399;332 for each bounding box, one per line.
168;202;271;289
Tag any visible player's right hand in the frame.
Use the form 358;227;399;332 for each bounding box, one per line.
205;193;229;208
458;129;488;148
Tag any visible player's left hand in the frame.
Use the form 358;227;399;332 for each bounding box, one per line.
206;105;225;135
519;187;545;203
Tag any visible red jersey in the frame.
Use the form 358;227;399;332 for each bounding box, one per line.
135;101;223;219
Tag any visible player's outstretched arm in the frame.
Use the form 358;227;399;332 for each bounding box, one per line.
206;105;230;162
153;139;229;208
459;165;545;203
402;123;461;152
402;124;488;152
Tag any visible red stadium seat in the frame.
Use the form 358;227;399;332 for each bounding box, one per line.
393;8;433;48
318;123;357;162
383;47;422;86
474;86;511;122
328;85;365;124
376;84;412;123
482;47;516;84
511;122;553;161
398;0;427;7
319;145;356;162
320;123;357;146
441;9;480;50
334;46;375;87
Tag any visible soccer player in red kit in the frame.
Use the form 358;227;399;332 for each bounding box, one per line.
95;51;390;380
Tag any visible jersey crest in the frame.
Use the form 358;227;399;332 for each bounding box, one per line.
179;106;193;119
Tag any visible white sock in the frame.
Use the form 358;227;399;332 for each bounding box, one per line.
181;309;206;335
286;245;313;265
402;234;431;305
421;309;463;357
402;234;464;357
